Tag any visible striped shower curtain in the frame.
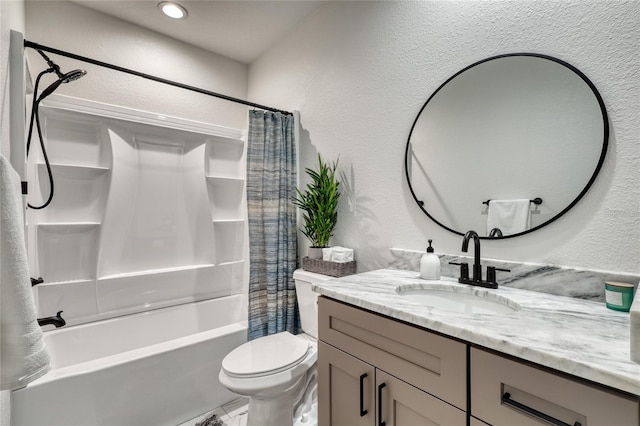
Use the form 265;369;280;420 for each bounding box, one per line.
247;110;299;340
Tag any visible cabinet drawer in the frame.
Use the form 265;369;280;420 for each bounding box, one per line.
471;348;640;426
319;297;467;409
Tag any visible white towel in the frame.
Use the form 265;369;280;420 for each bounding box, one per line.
486;199;531;236
1;154;50;390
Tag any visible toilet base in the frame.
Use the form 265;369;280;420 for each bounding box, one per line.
246;369;317;426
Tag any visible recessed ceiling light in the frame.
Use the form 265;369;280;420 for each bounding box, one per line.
158;1;188;19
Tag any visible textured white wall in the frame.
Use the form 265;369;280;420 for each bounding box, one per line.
25;1;249;129
248;1;640;274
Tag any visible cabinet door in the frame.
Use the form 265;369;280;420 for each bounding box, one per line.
376;370;466;426
319;341;375;426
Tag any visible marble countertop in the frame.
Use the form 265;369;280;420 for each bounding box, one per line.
312;269;640;396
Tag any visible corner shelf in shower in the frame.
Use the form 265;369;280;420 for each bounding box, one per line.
206;176;246;221
36;223;101;283
206;137;245;180
33;163;110;223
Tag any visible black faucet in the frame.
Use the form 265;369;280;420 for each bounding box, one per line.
450;230;510;289
461;230;483;283
37;311;66;328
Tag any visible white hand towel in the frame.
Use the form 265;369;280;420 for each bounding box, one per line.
486;199;531;236
1;154;51;390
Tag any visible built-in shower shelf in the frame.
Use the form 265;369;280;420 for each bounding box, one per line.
212;219;245;224
207;135;244;145
38;162;111;175
217;260;245;267
37;222;101;228
35;278;95;286
97;264;216;281
205;176;245;183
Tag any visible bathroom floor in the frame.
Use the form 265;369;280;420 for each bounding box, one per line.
179;398;249;426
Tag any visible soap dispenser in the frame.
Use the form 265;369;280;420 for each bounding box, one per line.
420;239;441;280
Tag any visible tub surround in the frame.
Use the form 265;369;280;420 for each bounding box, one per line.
390;248;640;302
312;269;640;396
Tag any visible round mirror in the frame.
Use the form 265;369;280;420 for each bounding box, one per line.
405;53;608;238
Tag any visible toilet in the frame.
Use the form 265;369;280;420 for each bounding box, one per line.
219;269;332;426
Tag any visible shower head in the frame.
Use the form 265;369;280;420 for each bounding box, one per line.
61;69;87;83
34;49;87;102
37;68;87;102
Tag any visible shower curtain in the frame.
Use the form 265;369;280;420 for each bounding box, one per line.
247;110;298;340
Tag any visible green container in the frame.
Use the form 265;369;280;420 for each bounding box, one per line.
605;281;636;312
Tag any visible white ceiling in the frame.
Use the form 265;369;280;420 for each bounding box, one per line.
69;0;324;64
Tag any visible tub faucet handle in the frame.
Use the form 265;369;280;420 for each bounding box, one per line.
37;311;66;328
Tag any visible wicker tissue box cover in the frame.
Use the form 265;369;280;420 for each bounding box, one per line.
302;257;356;277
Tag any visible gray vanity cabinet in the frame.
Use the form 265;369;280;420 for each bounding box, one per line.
318;297;467;426
318;296;640;426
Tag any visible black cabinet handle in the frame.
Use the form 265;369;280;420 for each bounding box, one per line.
359;373;368;417
502;392;582;426
378;382;386;426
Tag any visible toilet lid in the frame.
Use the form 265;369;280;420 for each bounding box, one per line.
222;332;310;378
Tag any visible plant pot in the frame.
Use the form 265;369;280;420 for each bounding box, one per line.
308;247;324;259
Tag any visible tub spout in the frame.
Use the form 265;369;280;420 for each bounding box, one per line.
38;311;66;328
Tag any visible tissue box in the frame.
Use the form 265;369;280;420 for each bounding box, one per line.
302;257;356;277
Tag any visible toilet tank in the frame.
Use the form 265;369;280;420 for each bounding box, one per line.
293;269;333;339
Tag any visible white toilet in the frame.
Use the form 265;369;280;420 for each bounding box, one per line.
219;269;332;426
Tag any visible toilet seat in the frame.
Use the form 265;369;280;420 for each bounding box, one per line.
222;332;310;378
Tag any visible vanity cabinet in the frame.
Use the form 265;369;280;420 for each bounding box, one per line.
318;297;467;426
471;348;639;426
318;296;640;426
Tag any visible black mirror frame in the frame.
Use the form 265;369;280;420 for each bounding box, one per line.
404;52;609;239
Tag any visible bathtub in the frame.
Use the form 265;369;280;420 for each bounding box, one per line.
11;295;247;426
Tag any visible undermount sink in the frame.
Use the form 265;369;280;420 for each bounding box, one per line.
397;282;521;315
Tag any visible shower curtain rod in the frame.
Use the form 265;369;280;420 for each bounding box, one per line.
24;40;293;116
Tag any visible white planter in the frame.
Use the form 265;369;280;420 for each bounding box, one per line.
308;247;324;259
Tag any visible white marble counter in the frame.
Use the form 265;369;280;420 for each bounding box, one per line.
312;269;640;396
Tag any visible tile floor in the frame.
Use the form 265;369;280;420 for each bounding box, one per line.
179;398;249;426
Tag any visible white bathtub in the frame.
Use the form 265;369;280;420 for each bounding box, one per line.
11;295;247;426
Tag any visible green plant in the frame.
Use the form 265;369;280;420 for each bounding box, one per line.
293;154;340;248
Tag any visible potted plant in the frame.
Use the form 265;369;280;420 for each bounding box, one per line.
293;154;340;259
